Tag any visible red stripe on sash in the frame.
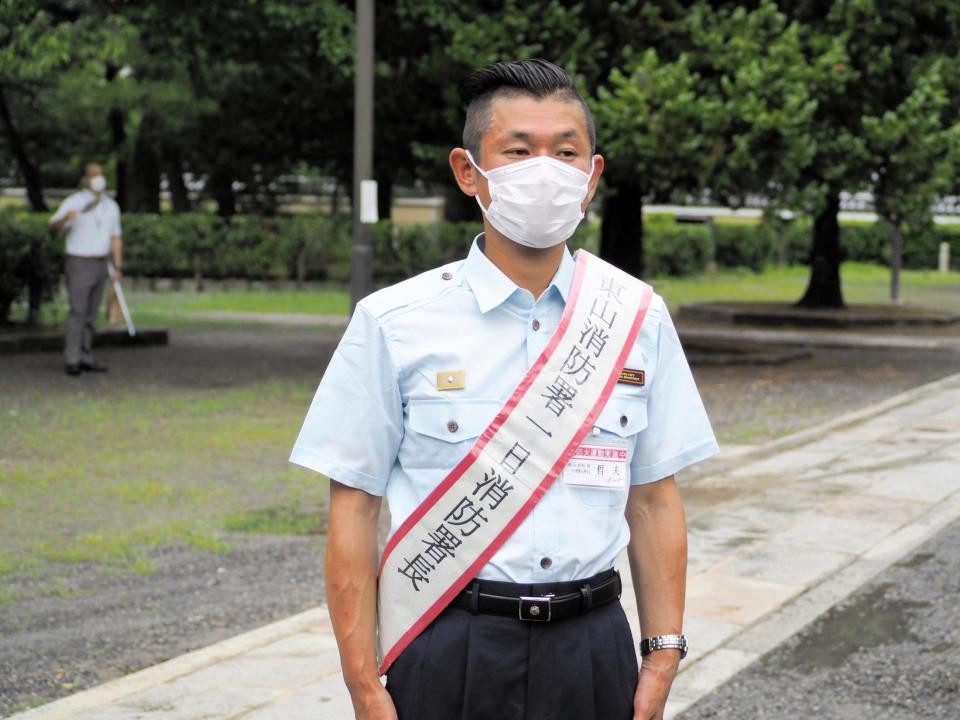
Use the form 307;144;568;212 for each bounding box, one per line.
377;253;653;674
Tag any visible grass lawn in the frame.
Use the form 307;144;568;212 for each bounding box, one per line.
131;288;351;316
652;263;960;312
0;379;327;598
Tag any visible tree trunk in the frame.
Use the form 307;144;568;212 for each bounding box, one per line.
128;113;162;212
106;63;127;211
331;181;342;216
890;221;903;303
25;241;42;326
210;167;236;217
797;188;845;308
0;85;47;211
376;170;392;222
163;149;191;212
599;179;644;278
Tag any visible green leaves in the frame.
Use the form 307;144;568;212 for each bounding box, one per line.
593;50;720;193
863;61;958;226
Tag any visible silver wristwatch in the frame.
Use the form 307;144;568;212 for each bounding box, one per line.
639;634;688;659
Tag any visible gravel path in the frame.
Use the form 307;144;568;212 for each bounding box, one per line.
679;515;960;720
1;324;958;717
0;537;324;716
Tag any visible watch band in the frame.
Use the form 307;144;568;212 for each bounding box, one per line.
640;634;688;659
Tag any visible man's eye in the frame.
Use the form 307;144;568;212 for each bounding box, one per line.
505;148;529;156
557;150;577;158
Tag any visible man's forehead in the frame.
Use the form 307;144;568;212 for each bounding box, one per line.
486;95;589;143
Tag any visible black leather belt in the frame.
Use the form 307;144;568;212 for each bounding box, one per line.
450;569;621;622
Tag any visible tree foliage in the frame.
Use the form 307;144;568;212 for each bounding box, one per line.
2;0;958;310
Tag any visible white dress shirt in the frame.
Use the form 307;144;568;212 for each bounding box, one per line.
291;236;719;583
49;190;121;258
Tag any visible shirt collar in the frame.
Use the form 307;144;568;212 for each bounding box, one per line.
462;234;575;314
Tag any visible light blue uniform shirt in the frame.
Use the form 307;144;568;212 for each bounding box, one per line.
291;237;718;583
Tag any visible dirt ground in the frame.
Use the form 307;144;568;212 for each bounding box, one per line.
1;324;958;716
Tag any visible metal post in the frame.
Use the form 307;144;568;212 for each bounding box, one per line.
350;0;375;310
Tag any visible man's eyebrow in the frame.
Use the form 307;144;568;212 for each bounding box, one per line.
499;129;583;142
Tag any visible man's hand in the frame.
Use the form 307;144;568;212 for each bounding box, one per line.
632;651;681;720
111;266;123;282
49;210;77;235
350;683;399;720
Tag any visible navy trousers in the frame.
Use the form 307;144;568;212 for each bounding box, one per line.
386;599;638;720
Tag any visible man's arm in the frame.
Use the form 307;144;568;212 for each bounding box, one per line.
110;234;123;279
48;209;76;235
326;480;398;720
625;475;687;720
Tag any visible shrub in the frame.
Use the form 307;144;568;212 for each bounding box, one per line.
644;218;711;276
713;221;775;272
0;211;60;323
4;208;957;324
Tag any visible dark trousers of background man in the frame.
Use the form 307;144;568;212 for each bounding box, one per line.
64;255;108;367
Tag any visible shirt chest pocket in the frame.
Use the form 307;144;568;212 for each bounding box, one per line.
403;399;501;471
571;394;648;507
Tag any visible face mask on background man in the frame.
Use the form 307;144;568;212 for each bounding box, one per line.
467;151;595;249
89;175;107;194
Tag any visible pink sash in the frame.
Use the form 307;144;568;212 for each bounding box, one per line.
377;250;654;673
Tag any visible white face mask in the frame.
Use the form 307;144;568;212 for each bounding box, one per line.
89;175;107;193
466;151;594;249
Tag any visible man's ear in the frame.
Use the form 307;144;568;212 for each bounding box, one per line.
583;154;605;210
449;148;480;197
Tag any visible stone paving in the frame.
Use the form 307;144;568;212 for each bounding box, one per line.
11;371;960;720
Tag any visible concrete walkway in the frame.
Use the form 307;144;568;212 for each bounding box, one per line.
12;372;960;720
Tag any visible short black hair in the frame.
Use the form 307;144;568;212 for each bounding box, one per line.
460;59;596;160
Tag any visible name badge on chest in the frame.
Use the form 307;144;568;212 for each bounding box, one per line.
562;438;629;489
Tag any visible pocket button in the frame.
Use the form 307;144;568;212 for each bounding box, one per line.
447;420;459;433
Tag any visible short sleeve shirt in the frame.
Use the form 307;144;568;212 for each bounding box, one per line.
291;237;718;583
49;190;122;257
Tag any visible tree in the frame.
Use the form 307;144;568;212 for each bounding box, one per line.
104;0;353;215
862;62;960;301
0;1;129;210
591;51;721;276
778;0;960;307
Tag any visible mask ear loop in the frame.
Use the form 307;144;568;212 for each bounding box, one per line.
464;150;489;179
464;150;493;215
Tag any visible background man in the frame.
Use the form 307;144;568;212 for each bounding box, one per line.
292;59;718;720
48;163;123;376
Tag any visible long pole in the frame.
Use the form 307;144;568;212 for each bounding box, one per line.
350;0;375;310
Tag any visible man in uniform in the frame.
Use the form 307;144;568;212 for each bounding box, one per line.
48;162;123;376
291;59;718;720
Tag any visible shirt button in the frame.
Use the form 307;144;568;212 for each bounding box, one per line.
447;420;459;433
540;557;552;569
532;319;541;331
441;271;453;281
620;415;628;427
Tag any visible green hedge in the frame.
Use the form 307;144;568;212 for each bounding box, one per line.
3;209;958;323
0;211;62;323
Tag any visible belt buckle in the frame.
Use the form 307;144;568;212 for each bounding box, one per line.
519;594;553;622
